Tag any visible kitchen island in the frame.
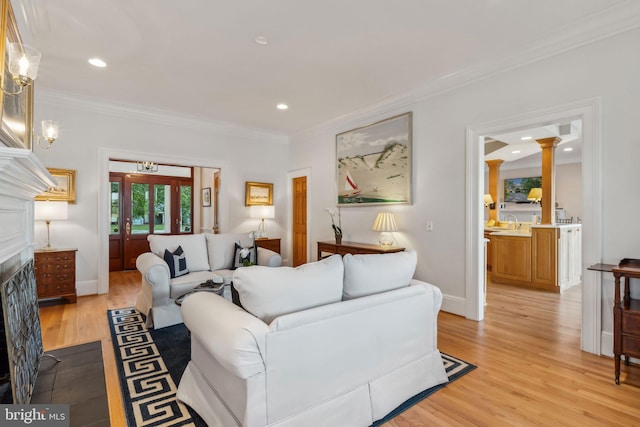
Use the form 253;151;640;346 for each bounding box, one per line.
488;224;581;293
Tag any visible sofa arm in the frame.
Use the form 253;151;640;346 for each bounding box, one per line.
136;252;171;306
181;292;270;379
257;247;282;267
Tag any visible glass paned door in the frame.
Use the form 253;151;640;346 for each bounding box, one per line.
154;184;171;234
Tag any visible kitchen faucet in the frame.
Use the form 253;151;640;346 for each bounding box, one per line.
504;214;519;230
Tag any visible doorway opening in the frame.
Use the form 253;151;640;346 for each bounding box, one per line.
465;98;603;354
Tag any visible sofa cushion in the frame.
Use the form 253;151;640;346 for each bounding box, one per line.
148;233;210;272
342;250;417;300
164;245;189;278
232;243;257;269
233;254;344;324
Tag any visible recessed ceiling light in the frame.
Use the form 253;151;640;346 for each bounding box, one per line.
88;58;107;68
511;150;521;154
276;103;288;110
563;147;573;152
255;36;268;46
520;136;532;141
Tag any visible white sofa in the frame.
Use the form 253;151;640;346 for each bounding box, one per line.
177;251;448;427
135;233;282;329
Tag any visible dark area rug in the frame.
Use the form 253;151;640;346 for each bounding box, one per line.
109;308;476;427
31;340;110;427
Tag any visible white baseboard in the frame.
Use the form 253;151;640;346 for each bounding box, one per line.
441;294;466;317
77;280;98;296
601;331;613;357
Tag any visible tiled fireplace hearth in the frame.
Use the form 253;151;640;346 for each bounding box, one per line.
0;147;54;403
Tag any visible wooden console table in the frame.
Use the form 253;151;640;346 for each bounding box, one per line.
317;241;404;260
588;259;640;384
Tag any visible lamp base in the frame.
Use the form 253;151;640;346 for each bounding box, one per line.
378;231;394;249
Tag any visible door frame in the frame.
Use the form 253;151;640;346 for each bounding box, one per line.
465;97;603;354
287;168;312;265
98;148;229;294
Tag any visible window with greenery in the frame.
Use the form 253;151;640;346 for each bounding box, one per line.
110;181;120;234
180;185;192;232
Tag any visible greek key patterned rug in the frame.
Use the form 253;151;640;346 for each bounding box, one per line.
108;308;475;427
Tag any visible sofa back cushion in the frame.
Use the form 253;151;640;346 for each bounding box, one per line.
233;254;344;324
148;233;210;272
342;250;417;300
205;233;255;271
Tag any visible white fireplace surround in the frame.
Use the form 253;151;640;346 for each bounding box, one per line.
0;147;54;270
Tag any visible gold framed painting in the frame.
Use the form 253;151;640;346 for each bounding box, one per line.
245;182;273;206
0;0;34;149
36;168;77;203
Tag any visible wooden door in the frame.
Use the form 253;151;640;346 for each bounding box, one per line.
109;174;124;271
114;172;194;270
292;176;307;266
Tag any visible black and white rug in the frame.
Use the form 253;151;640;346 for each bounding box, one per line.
108;308;476;427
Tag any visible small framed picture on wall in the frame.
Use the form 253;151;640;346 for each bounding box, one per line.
202;187;211;207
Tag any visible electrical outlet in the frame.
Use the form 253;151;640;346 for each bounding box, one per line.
426;221;433;231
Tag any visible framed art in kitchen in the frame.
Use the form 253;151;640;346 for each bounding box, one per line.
336;112;412;206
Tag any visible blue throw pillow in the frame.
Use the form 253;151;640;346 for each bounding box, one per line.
164;245;189;278
232;242;257;270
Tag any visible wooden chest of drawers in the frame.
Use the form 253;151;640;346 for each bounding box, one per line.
34;249;77;303
255;238;281;254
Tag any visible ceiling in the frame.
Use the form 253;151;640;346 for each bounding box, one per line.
12;0;636;136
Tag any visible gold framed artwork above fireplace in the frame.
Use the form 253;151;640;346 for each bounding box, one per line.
0;0;34;150
36;168;77;204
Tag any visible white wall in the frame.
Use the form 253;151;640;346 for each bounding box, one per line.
32;93;289;293
290;27;640;348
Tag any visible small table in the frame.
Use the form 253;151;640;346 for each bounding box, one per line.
317;241;405;260
175;282;225;306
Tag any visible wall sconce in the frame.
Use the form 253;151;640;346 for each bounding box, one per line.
35;120;59;149
527;188;542;204
484;194;495;209
2;43;41;95
250;205;275;238
372;212;398;249
137;161;158;173
34;200;68;250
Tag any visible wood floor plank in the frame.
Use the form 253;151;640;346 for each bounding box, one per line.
38;273;640;426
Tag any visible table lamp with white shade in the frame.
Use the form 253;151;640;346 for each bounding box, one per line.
34;200;68;249
250;205;275;239
371;212;398;249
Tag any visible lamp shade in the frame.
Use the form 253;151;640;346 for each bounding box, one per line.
42;120;59;141
483;194;494;206
527;188;542;202
250;205;275;219
7;43;41;81
34;201;68;221
372;212;398;232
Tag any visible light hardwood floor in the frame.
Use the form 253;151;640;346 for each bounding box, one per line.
39;272;640;427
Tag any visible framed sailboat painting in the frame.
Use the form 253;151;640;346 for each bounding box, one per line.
336;112;412;206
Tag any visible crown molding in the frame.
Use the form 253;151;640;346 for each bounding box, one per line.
292;1;640;141
35;89;289;145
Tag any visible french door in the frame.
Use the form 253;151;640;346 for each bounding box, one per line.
110;172;193;271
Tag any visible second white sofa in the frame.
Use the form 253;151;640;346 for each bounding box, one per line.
135;232;282;329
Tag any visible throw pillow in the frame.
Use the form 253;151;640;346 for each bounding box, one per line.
232;242;257;269
164;245;189;279
342;250;417;300
232;254;344;324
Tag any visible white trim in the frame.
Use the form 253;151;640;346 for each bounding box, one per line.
465;97;603;354
441;294;466;318
97;147;230;294
286;168;312;266
76;279;98;296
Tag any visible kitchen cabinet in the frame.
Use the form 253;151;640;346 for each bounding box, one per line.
492;234;531;284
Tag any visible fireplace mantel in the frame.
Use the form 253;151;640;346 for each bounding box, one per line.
0;147;54;266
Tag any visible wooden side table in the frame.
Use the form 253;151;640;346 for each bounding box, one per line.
589;260;640;384
255;238;281;254
317;241;404;260
34;248;78;304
